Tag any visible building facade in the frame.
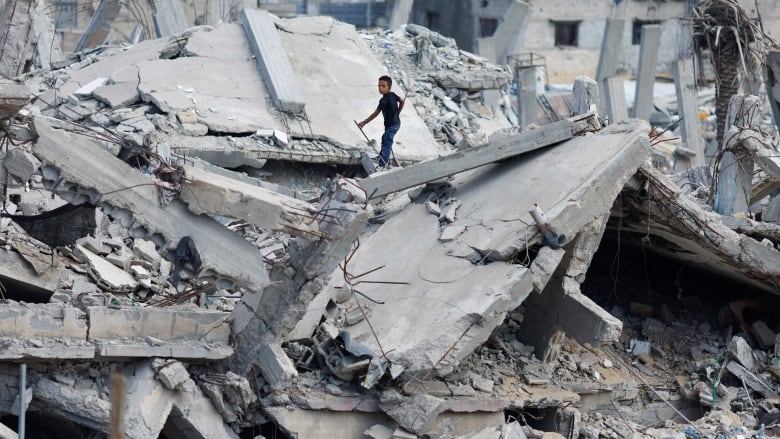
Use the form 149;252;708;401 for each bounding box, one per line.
407;0;780;84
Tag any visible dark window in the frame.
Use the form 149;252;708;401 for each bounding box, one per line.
553;21;579;47
481;0;489;7
426;11;439;31
632;19;662;45
479;18;499;37
52;0;78;29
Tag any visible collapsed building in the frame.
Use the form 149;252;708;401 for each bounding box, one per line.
4;1;780;439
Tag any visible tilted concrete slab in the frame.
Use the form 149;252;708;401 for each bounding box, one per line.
35;377;111;432
31;116;268;292
359;115;591;199
0;247;68;295
290;120;651;377
179;165;322;240
273;16;437;162
621;165;780;294
241;8;306;114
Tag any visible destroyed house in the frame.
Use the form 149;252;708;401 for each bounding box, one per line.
3;0;780;438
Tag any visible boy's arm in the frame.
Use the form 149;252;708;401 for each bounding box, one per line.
398;93;405;113
358;108;381;128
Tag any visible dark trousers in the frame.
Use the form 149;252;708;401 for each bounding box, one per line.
379;124;400;167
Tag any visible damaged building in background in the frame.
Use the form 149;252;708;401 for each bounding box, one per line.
4;0;780;438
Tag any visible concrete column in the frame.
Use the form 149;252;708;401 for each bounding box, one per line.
604;76;627;124
765;51;780;135
151;0;188;38
674;58;705;166
307;0;319;15
595;18;625;118
388;0;412;30
517;67;537;129
492;0;530;64
633;25;661;120
73;0;122;52
714;95;759;217
573;76;599;116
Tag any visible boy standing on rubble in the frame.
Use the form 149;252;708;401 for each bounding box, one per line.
358;75;405;168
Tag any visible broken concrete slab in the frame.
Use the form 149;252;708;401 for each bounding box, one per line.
726;360;779;398
73;0;122;52
75;244;138;292
35;377;111;432
32;116;268;292
151;0;188;38
381;393;446;435
621;165;780;293
360;114;595;199
292;120;651;379
179;165;322;240
3;148;41;182
0;246;67;296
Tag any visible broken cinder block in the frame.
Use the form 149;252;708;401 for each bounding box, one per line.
256;343;298;391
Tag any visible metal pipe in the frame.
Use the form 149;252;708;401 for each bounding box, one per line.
18;363;26;439
529;204;566;248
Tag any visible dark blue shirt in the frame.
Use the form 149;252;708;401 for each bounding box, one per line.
377;92;401;128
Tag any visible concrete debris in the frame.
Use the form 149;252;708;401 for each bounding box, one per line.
256;343;298;391
3;4;780;439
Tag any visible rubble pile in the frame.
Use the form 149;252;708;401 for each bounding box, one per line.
361;24;514;149
5;2;780;438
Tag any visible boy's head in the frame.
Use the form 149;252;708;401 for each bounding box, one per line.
378;75;392;95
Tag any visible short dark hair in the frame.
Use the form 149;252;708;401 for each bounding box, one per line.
379;75;392;87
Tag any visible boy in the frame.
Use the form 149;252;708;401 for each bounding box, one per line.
358;75;405;168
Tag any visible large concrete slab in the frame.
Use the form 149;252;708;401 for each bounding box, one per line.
33;22;437;164
291;120;652;377
31;116;268;292
274;16;437;162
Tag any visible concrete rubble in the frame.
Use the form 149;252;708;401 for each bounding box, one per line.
3;3;780;439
